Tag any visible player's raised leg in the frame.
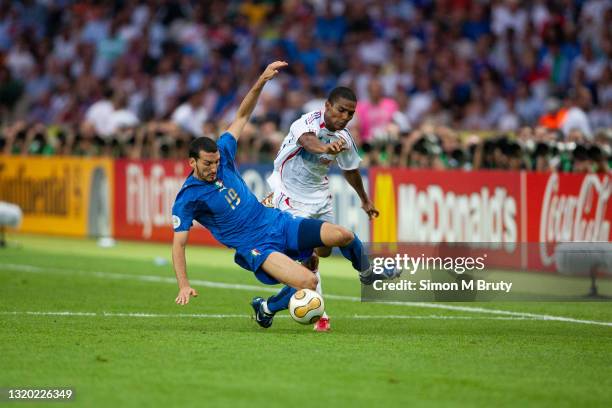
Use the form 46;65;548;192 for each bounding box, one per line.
319;222;367;268
287;218;397;283
319;222;399;284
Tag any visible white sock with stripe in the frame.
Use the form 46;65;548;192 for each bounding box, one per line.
314;270;329;319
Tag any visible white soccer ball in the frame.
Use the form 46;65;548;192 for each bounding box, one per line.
289;289;325;325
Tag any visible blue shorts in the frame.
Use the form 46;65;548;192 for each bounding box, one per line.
233;212;323;285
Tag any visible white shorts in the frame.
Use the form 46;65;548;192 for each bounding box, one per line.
275;192;335;223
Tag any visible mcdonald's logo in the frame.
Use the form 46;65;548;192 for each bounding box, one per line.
373;172;397;242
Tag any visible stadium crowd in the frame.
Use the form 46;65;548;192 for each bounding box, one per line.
0;0;610;172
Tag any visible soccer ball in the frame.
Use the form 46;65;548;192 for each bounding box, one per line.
289;289;325;325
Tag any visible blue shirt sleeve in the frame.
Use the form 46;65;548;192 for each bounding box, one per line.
217;132;237;165
172;197;195;232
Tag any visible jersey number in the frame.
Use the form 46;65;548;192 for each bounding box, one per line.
225;188;241;210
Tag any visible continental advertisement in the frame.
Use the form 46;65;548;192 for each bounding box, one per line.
0;156;114;237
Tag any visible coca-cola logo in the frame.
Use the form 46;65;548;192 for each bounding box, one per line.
539;173;611;266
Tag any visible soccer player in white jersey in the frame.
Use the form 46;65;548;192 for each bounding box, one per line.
266;87;378;332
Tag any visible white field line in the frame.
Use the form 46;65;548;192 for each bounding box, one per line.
0;311;539;322
1;263;611;328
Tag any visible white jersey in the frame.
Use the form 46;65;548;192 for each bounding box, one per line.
268;110;361;205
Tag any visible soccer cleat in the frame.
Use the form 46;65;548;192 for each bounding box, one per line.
313;316;331;332
359;264;402;285
251;297;275;328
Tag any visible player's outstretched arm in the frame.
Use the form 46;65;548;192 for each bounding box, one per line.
343;169;379;220
172;231;199;305
298;133;347;155
226;61;288;141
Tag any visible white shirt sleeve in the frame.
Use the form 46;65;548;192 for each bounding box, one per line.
336;130;362;170
291;114;320;146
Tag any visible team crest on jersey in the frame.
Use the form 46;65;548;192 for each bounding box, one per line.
214;179;227;191
306;111;321;124
172;215;181;229
251;249;261;256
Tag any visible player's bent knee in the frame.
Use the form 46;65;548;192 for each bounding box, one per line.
336;226;354;247
315;247;332;258
302;254;319;271
322;223;354;247
295;272;318;290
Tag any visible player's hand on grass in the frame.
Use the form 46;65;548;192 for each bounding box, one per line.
362;200;379;220
175;286;198;305
325;139;347;155
259;61;288;82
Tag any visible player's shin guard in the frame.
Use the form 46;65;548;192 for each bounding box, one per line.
266;285;297;313
340;234;370;272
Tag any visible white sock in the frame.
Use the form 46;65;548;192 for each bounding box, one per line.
314;270;329;319
262;300;272;315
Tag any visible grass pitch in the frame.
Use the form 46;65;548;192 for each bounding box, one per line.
0;234;611;407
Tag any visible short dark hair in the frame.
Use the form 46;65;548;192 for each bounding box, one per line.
189;137;218;159
327;86;357;105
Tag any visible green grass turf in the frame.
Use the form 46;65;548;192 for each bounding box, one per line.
0;234;611;408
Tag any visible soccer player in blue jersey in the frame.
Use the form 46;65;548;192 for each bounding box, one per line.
171;61;390;328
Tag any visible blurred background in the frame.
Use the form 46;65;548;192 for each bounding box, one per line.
0;0;610;172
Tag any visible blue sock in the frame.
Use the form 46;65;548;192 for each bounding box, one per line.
340;234;370;272
266;285;297;313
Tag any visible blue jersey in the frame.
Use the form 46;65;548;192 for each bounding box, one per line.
172;132;285;250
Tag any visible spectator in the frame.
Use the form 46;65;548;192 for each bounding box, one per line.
314;2;346;45
515;83;543;126
561;86;594;139
0;66;23;116
492;0;528;38
354;78;399;143
406;75;434;126
6;36;35;79
83;87;115;137
0;0;608;174
171;90;208;137
152;57;181;118
572;42;606;88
